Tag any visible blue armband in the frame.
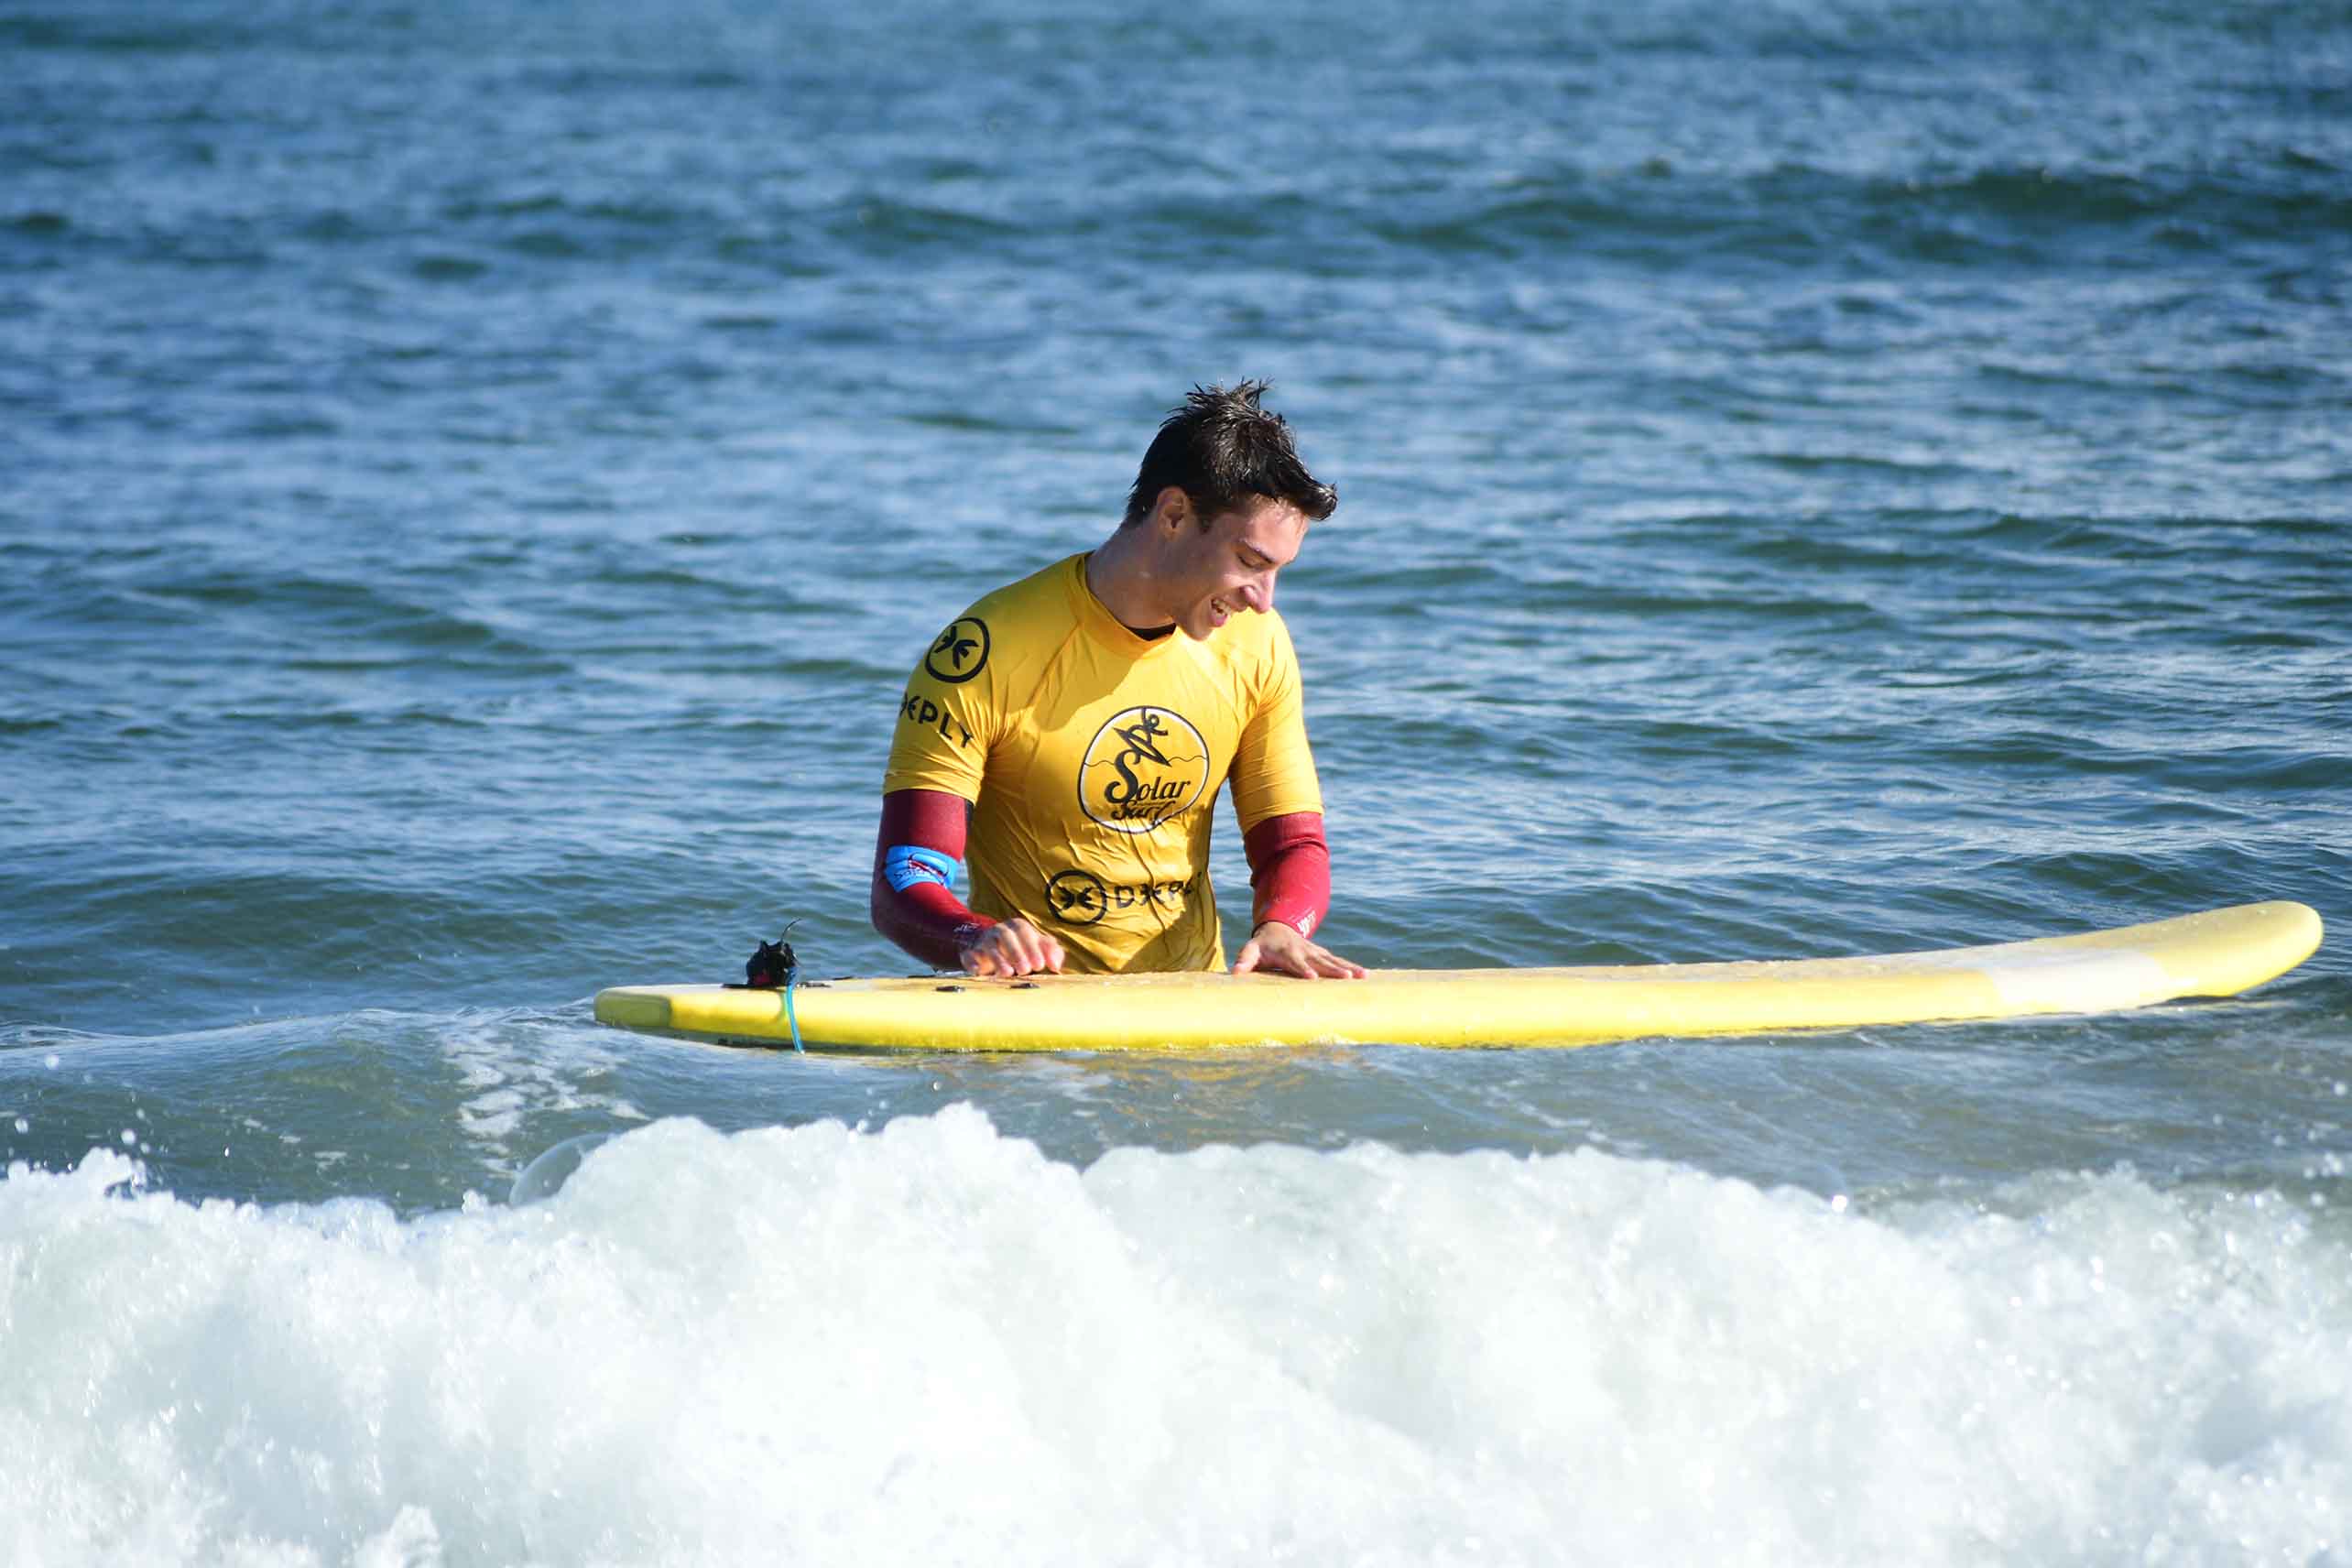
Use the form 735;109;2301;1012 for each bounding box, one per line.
883;844;962;894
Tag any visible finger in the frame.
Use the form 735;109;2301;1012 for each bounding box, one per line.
1283;945;1321;980
1280;942;1352;979
1309;946;1367;979
1231;939;1261;975
1001;920;1062;976
1250;937;1321;980
964;925;1030;977
1304;944;1355;978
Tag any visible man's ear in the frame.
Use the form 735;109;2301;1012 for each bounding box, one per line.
1152;485;1192;535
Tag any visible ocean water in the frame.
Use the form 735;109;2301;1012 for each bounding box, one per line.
4;0;2350;1561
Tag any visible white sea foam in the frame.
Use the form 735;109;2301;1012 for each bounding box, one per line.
436;1013;649;1155
2;1108;2346;1566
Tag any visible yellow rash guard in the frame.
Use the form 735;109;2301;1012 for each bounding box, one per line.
883;552;1323;973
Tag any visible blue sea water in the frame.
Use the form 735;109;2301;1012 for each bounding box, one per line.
4;0;2350;1560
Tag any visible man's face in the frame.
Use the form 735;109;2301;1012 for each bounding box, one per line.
1165;495;1310;642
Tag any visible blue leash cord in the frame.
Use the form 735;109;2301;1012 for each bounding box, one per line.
783;964;806;1053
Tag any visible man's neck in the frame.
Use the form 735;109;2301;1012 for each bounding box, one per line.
1083;528;1176;636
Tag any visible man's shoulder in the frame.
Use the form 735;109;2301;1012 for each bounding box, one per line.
958;553;1082;628
1181;607;1301;723
910;554;1082;692
1215;604;1300;672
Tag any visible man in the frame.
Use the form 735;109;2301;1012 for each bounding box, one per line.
871;381;1366;981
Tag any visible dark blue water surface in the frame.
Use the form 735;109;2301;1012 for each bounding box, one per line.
2;3;2349;1557
5;0;2348;1177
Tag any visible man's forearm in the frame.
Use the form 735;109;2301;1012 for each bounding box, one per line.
1244;811;1333;938
870;789;994;970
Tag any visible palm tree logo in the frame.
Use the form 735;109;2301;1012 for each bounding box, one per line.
923;617;991;684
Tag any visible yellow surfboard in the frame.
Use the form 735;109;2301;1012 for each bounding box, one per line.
593;900;2322;1053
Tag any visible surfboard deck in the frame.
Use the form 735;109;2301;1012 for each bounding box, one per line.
593;900;2322;1054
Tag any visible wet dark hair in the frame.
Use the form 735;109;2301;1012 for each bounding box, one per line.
1120;380;1338;528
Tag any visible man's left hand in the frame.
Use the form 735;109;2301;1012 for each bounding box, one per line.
1231;920;1367;980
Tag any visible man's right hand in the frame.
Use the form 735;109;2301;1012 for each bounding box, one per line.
958;918;1065;977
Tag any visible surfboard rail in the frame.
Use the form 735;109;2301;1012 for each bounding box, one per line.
593;900;2322;1053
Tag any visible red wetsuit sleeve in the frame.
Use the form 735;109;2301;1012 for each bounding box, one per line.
1243;811;1333;941
870;789;995;970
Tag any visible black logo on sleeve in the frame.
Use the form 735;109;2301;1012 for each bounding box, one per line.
925;617;991;684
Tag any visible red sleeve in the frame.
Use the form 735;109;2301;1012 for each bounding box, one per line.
1243;811;1332;941
870;789;996;971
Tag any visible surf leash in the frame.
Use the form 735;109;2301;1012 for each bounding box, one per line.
740;924;808;1053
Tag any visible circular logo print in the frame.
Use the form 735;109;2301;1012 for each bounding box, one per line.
1045;868;1108;927
1077;706;1209;835
924;617;990;684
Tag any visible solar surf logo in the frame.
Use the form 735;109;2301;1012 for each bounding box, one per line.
1077;705;1208;833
